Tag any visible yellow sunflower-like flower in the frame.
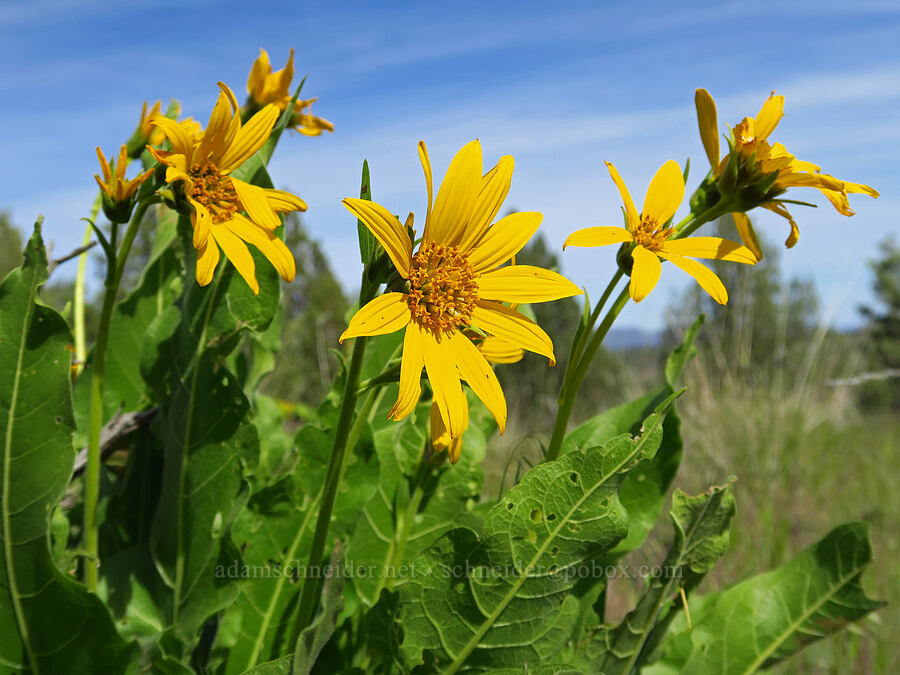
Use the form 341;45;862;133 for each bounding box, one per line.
340;140;581;446
148;82;305;294
695;89;878;253
246;48;334;137
94;145;155;222
565;160;758;304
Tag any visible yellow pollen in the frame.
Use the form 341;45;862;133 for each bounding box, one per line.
631;216;672;252
407;241;479;337
189;162;241;223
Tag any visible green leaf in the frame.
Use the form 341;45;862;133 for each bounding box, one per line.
396;401;674;672
597;482;736;674
292;544;346;675
484;667;586;675
0;222;137;672
240;654;293;675
671;523;885;674
357;160;377;266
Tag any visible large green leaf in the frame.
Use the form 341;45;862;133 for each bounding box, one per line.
596;482;735;674
649;522;884;674
394;399;675;673
0;223;137;672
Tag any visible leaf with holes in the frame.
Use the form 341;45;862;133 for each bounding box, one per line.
0;222;137;672
396;396;677;672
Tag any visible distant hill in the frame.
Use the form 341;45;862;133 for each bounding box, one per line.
605;327;662;351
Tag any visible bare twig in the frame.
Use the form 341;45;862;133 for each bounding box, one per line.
70;407;158;477
48;240;98;277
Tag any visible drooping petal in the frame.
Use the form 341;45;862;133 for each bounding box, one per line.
390;322;425;421
754;93;784;141
213;223;259;294
430;399;467;464
263;188;308;213
695;88;720;167
605;161;639;230
342;198;412;277
427;139;482;246
225;214;296;282
151;116;194;158
195;239;220;287
418;140;433;236
478;265;583;303
563;226;633;249
231;177;281;229
761;202;800;247
629;245;662;303
479;337;523;364
642;160;684;226
422;333;467;439
660;252;728;305
660;236;758;264
450;331;506;433
188;199;212;250
472;301;555;365
731;212;763;261
339;293;411;342
457;155;514;251
467;211;542;272
220;104;279;171
777;171;845;192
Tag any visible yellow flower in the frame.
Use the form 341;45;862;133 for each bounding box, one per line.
565;160;758;304
246;48;334;136
94;145;155;222
696;89;878;253
340;140;581;447
148;82;306;294
139;101;167;147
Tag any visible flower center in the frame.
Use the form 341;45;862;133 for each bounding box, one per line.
407;241;479;337
631;216;672;252
189;162;241;223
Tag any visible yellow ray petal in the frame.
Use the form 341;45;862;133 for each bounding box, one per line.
843;180;879;198
390;322;425;421
472;301;555;365
188;198;212;250
660;236;757;264
695;89;720;167
563;226;633;249
195;239;220;287
247;49;272;100
263;188;308;213
342;198;412;277
197;88;236;162
777;171;845;192
478;265;582;303
629;245;661;303
479;337;523;364
422;333;467;439
605;161;639;230
151;116;194;158
467;211;542;272
220;104;279;172
231;177;281;229
642;160;684;226
730;212;763;261
418;140;433;236
761;203;800;247
660;252;727;305
339;293;411;342
450;331;506;433
213;223;259;294
225;214;296;282
427;140;482;246
754;93;784;141
430;399;467;464
458;155;514;251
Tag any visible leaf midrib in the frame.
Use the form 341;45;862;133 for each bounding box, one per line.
2;258;41;672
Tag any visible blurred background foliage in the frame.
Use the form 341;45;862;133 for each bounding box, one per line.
3;208;897;674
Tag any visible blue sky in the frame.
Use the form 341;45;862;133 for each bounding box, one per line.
2;0;898;331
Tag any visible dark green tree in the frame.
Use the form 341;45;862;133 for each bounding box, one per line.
0;211;24;279
858;238;900;410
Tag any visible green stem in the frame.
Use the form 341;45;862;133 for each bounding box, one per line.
74;195;102;376
291;281;377;644
82;200;152;591
544;284;631;463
